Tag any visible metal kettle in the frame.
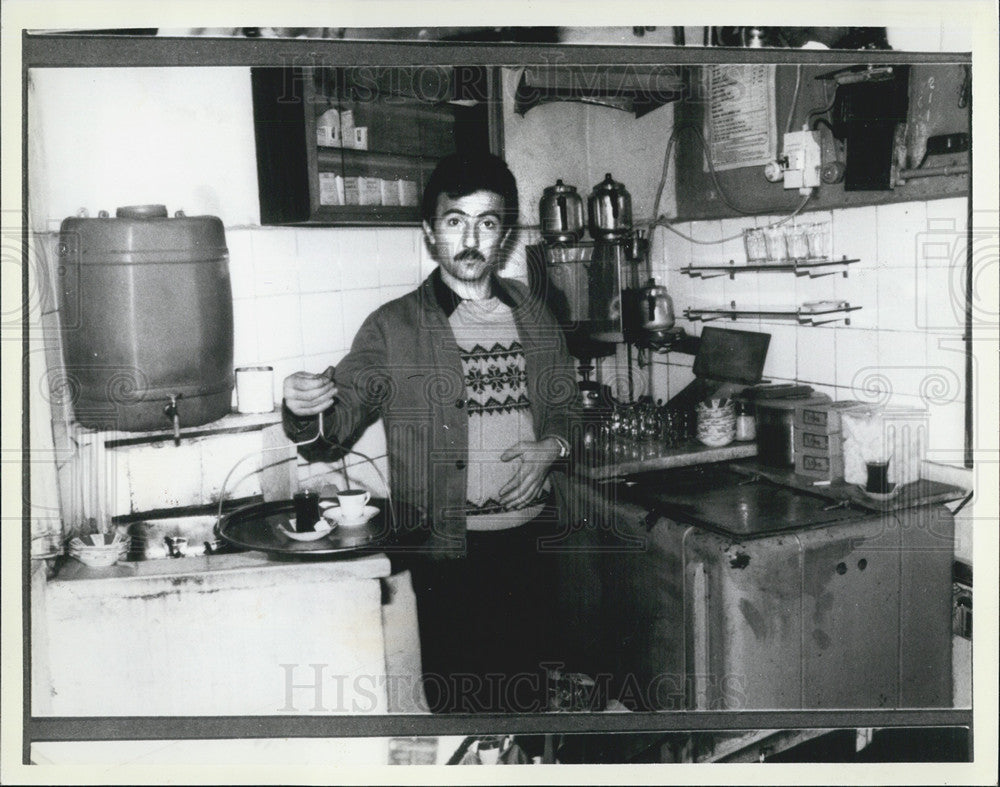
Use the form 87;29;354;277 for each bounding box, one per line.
638;278;675;331
588;173;633;240
539;179;585;244
576;363;614;411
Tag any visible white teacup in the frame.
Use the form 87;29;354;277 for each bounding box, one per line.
336;489;371;521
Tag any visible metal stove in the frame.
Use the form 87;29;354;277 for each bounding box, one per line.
587;461;960;710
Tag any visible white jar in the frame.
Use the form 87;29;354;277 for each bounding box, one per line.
235;366;275;413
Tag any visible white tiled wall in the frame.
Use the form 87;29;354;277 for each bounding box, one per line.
222;223;534;491
35;209;545;517
33;222;436;519
637;197;971;463
224;224;434;478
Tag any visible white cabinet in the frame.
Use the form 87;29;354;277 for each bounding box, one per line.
35;553;392;716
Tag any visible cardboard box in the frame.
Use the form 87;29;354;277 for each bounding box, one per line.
795;429;843;454
795;450;844;480
342;176;360;205
795;420;844;480
343;175;383;205
795;400;866;434
350;176;381;206
398;179;419;207
318;173;344;206
316;108;341;147
379;178;401;206
339;109;356;148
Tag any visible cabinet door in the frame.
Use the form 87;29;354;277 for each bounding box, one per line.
799;523;902;708
898;505;954;707
683;531;807;710
251;67;313;225
612;513;691;711
42;561;388;715
252;66;499;226
594;503;691;712
682;520;903;710
549;480;621;679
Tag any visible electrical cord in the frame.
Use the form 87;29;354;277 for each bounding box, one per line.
647;122;814;246
650;124;757;219
807;99;837;121
811;117;835;134
785;65;803;135
655;193;812;244
806;79;836;121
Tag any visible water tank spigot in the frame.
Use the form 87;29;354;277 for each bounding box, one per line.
164;394;183;445
165;535;188;558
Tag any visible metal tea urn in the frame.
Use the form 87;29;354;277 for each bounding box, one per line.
539;179;585;244
588;172;633;240
638;277;675;334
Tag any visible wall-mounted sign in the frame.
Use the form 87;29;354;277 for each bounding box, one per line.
703;64;777;172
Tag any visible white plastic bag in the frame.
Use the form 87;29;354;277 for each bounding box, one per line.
842;406;928;487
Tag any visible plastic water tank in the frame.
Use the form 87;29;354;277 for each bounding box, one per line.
57;205;234;431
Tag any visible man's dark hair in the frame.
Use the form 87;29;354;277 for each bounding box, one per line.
421;152;520;230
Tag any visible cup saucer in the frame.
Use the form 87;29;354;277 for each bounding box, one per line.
857;484;901;501
278;518;335;541
324;505;380;528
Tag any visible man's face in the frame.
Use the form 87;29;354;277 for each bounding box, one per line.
422;190;510;284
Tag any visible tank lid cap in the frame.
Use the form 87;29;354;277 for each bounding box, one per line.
116;204;169;219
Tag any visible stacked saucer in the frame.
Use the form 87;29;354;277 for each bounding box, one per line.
696;400;736;447
67;532;130;567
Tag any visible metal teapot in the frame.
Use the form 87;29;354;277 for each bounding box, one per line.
588;173;633;240
539;179;585;244
577;363;615;411
638;278;675;332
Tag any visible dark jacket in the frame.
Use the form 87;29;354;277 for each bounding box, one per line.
283;268;580;556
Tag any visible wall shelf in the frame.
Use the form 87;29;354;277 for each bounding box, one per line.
316;147;443;170
678;256;860;280
684;301;862;326
251;65;500;226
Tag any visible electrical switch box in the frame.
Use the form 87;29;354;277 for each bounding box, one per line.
782;129;822;192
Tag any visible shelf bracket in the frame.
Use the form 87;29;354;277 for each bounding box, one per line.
683;309;724;323
679;266;729;280
798;267;841;279
798;305;862;326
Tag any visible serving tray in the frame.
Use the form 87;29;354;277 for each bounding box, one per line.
216;498;392;557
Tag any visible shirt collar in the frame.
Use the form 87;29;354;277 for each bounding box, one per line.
430;266;517;317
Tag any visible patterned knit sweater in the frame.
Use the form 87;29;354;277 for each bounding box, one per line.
449;297;549;531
